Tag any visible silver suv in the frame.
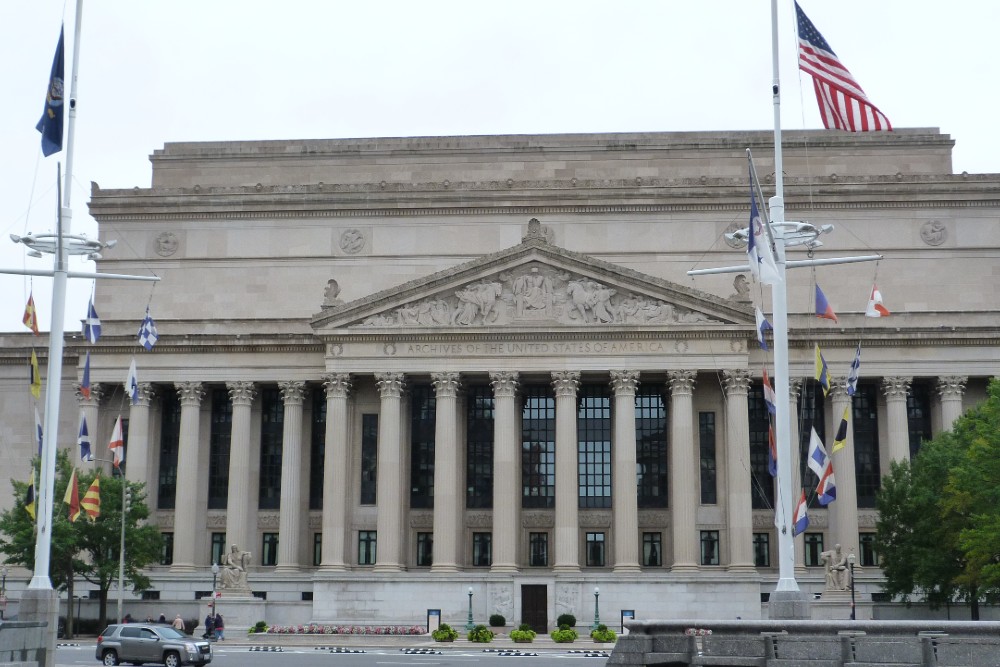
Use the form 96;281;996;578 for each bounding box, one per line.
96;623;212;666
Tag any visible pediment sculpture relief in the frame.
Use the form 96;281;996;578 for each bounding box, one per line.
358;264;719;327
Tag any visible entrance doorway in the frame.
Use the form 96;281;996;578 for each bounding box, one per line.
520;584;547;634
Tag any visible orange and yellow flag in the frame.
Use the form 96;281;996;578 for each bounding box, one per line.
23;293;40;335
64;468;81;522
82;475;101;520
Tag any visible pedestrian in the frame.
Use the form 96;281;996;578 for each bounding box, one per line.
158;612;167;624
203;613;214;640
214;613;224;641
172;614;185;632
122;613;132;624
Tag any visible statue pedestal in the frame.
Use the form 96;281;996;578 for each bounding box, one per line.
202;593;265;635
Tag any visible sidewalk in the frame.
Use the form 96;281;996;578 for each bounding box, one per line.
228;632;616;652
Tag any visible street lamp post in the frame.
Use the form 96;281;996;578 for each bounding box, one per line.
1;565;8;620
465;587;475;631
211;563;220;632
848;553;856;620
591;587;601;630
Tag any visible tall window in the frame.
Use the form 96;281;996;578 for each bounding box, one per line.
313;533;322;567
906;382;932;459
699;411;717;504
642;532;662;567
798;381;827;507
578;384;612;509
262;533;279;566
466;386;494;509
853;384;881;508
360;414;378;505
522;386;555;508
753;533;770;567
586;532;606;567
635;387;668;508
859;532;878;567
700;530;720;566
208;389;232;510
358;531;377;565
529;532;548;567
210;533;226;566
309;387;326;510
804;533;824;567
409;384;436;509
417;532;433;567
160;532;174;566
157;391;181;509
258;387;283;510
472;533;492;567
748;384;773;509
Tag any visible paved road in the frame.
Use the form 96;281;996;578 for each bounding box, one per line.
56;642;611;667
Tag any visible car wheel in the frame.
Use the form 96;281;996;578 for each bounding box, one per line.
163;651;181;667
101;650;120;666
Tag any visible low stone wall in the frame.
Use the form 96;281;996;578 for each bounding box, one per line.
609;620;1000;667
0;620;47;667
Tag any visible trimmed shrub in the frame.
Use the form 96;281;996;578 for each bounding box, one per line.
510;625;536;642
556;613;576;628
467;624;494;643
591;624;617;643
550;625;578;643
488;613;506;627
431;623;459;642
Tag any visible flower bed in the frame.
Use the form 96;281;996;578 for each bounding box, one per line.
265;624;426;635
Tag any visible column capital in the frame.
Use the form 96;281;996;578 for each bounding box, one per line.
489;371;519;397
788;377;803;401
227;380;257;406
133;382;156;407
722;369;751;396
882;376;912;400
431;372;461;397
375;372;406;398
279;380;307;405
176;381;205;406
828;376;849;401
609;370;640;396
668;370;697;395
322;373;353;399
937;376;968;399
76;382;105;406
550;370;580;397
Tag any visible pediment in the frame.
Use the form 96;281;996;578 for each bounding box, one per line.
311;225;752;332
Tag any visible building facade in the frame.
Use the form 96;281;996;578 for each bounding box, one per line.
2;129;998;627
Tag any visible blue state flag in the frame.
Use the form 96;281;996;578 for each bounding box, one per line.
83;298;101;343
36;26;65;157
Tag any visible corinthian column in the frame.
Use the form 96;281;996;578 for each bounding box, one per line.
551;371;581;572
276;381;306;571
76;383;104;470
668;370;698;571
374;372;406;572
610;370;641;572
431;372;461;572
225;381;256;562
171;381;205;571
882;377;912;464
787;378;806;574
722;370;753;572
937;376;968;430
320;374;351;571
827;379;859;565
490;371;520;573
125;383;156;493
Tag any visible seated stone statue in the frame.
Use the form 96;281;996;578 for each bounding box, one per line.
820;544;849;591
220;544;251;591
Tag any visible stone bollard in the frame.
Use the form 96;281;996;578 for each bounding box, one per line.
840;630;866;664
919;631;947;667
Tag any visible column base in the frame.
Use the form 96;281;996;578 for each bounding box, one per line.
372;564;404;573
768;589;812;620
169;563;198;573
613;563;642;573
318;563;348;572
489;564;520;574
726;563;757;574
670;562;700;573
273;564;301;573
552;564;581;573
431;564;461;573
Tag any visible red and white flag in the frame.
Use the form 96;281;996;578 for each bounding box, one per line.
865;284;890;317
108;416;125;468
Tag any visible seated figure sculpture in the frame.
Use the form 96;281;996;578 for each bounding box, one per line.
820;543;849;591
220;544;251;592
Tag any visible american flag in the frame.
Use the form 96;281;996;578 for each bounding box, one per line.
796;2;891;132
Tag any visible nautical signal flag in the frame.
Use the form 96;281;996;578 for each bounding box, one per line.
64;468;81;522
866;284;890;317
35;407;44;458
793;490;809;536
83;298;102;343
125;357;139;405
36;25;65;156
846;343;862;396
817;460;837;506
137;307;159;350
755;307;773;351
82;476;100;520
78;412;93;462
767;425;778;478
109;416;125;468
25;468;37;519
807;427;829;478
30;349;42;399
814;344;830;396
815;284;838;323
747;168;781;285
81;350;92;399
795;2;891;132
23;293;40;335
763;368;777;416
833;406;850;453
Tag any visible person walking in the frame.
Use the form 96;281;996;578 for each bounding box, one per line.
172;614;185;632
158;613;167;624
213;613;225;641
203;613;215;640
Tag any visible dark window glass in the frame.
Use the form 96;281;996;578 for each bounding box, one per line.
417;532;433;567
859;532;878;567
410;384;435;509
208;389;232;510
258;387;283;510
578;384;612;509
529;532;548;567
700;530;720;566
521;386;555;509
157;391;181;509
798;380;827;508
699;412;717;504
262;533;279;566
359;531;377;565
473;533;492;567
309;387;326;510
210;533;226;566
586;532;606;567
160;532;174;566
753;533;770;567
642;532;662;567
635;388;668;508
748;384;773;509
313;533;322;567
360;414;378;505
906;382;932;459
804;533;824;567
853;384;881;508
466;386;494;509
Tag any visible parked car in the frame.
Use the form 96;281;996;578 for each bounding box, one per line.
95;623;212;666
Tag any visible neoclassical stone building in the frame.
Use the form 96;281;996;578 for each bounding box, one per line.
1;129;997;627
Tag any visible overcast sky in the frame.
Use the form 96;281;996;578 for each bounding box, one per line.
1;0;996;333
